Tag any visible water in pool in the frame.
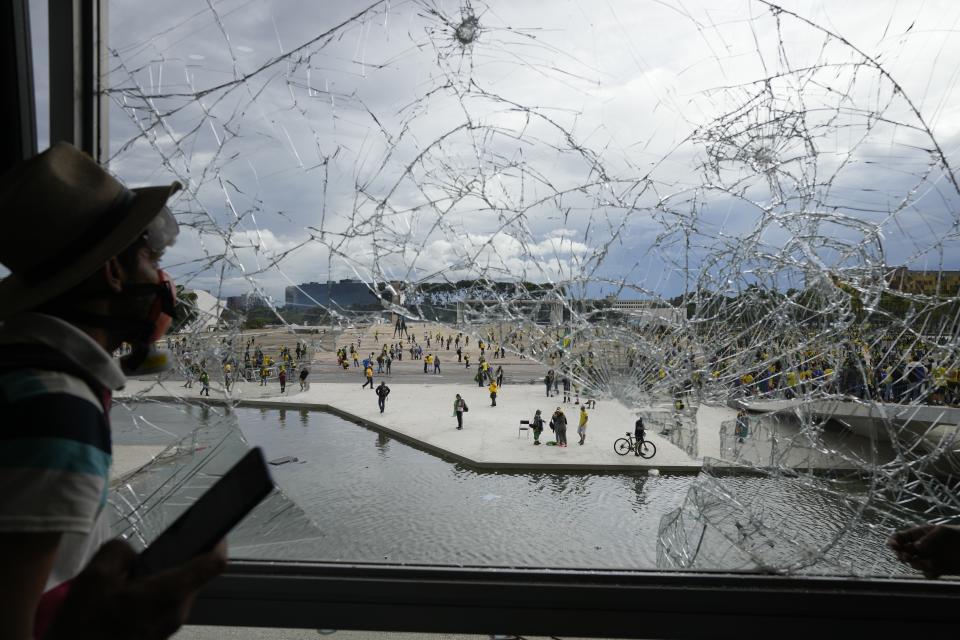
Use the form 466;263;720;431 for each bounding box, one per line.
110;402;908;574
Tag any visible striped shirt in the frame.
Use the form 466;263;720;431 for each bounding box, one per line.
0;312;126;589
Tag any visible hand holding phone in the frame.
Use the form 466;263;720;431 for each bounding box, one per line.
134;446;275;577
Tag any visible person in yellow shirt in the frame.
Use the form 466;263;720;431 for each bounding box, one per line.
741;372;754;395
785;370;798;398
488;380;499;406
577;406;588;445
933;364;948;405
362;364;374;389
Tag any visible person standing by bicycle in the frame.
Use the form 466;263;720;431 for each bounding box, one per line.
634;417;646;457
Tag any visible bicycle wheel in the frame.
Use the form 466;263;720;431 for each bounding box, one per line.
638;440;657;459
614;438;632;456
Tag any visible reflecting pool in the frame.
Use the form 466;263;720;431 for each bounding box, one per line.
110;402;908;574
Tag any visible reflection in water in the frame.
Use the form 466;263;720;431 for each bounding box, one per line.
375;431;391;456
299;408;310;428
629;476;648;512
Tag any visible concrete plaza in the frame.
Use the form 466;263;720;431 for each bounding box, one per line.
119;376;717;473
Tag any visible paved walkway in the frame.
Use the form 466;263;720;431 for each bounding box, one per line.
120;378;702;472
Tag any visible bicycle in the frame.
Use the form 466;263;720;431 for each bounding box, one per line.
614;432;656;459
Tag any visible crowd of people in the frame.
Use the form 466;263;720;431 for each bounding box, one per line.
713;339;960;407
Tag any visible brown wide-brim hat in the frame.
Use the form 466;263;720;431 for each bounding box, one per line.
0;142;181;320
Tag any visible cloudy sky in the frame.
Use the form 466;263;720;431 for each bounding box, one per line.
30;0;960;302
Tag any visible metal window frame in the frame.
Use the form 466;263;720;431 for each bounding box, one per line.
0;0;37;173
31;2;960;636
48;0;108;162
190;560;960;636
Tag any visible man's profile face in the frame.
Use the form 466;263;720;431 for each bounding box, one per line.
108;240;165;337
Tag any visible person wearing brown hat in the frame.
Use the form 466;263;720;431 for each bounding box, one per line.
0;143;225;640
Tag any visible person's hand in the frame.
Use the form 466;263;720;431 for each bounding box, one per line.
888;524;960;579
43;538;227;640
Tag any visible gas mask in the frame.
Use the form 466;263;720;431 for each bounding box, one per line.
119;206;180;376
119;268;177;375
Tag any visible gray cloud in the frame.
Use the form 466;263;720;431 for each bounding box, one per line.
98;0;960;301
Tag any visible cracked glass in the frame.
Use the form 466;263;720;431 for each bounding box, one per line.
104;0;960;578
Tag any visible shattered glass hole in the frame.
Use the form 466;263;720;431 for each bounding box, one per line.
455;15;480;45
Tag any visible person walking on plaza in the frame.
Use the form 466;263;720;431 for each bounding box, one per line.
544;370;554;397
531;409;544;445
464;353;471;368
475;368;485;387
457;346;463;362
183;365;194;388
578;406;589;445
495;365;503;387
453;393;468;429
552;407;568;447
376;381;391;414
299;366;310;391
489;380;499;406
424;353;431;373
434;354;441;374
562;375;571;403
278;367;287;393
200;369;210;396
362;364;375;389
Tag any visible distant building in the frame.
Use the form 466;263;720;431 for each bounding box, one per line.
226;292;273;311
888;267;960;296
609;299;684;325
285;279;381;310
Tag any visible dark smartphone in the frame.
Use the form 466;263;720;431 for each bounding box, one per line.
133;446;275;577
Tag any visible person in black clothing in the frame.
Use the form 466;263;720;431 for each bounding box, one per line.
634;417;646;457
453;394;468;429
299;366;310;391
552;407;568;447
376;381;391;413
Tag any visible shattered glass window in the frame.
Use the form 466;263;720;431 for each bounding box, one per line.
105;0;960;577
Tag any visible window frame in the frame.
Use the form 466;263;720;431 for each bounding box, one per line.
189;560;960;635
19;2;960;636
